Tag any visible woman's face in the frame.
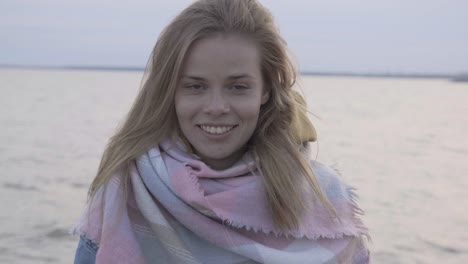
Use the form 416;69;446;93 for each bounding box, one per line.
175;34;269;170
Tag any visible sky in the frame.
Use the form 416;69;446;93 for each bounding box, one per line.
1;0;468;74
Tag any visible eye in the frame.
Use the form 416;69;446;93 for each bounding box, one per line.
184;84;204;90
230;84;248;90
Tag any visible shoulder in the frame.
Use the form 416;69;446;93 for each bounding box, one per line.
310;160;352;200
309;159;370;240
299;143;358;203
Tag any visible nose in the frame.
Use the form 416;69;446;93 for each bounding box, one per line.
203;89;230;115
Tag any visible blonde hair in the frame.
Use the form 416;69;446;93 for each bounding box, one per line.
89;0;336;232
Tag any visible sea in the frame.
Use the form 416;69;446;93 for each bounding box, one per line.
1;68;467;263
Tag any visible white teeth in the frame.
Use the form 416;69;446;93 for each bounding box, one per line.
200;125;234;135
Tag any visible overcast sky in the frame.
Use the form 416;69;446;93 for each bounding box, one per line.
1;0;467;74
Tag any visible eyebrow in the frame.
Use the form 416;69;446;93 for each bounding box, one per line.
181;74;255;81
227;74;254;80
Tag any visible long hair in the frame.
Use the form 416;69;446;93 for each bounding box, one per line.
88;0;336;232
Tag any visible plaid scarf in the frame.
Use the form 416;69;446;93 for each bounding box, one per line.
73;139;369;263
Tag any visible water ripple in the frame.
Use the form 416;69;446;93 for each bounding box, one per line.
440;146;468;155
421;238;465;254
3;182;39;191
70;182;88;189
15;253;58;263
45;228;71;239
395;244;417;253
0;232;15;239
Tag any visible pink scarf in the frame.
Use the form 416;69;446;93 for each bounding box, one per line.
73;139;369;263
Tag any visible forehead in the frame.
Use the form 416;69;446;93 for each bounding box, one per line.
181;34;261;76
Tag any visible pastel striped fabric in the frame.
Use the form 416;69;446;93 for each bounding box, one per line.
73;139;369;263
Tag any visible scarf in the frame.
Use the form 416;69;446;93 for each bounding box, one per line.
73;139;369;263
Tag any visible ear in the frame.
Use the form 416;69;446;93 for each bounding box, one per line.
261;89;270;105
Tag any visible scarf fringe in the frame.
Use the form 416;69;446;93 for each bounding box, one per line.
344;186;371;242
184;162;369;241
331;165;371;242
217;186;369;241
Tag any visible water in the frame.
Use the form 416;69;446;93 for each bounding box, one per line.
1;69;467;263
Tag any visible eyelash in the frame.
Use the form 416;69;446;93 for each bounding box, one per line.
230;84;248;90
184;84;204;90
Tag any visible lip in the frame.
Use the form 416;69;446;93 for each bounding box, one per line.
197;124;237;138
197;123;237;127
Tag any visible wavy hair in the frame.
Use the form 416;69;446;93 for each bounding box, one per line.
88;0;336;232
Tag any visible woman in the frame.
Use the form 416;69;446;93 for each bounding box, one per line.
73;0;370;263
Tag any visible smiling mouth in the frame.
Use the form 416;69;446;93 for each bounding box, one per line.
198;125;236;135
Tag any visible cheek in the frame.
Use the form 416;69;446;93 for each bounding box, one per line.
236;102;262;123
174;97;191;124
239;96;263;114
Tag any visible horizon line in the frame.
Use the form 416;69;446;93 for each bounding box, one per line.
1;64;466;81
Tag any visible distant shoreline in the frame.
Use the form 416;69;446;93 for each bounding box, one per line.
1;64;466;81
0;65;145;72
